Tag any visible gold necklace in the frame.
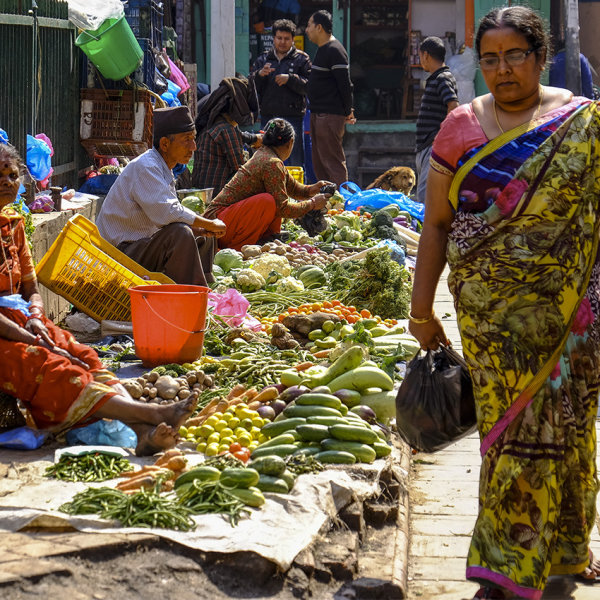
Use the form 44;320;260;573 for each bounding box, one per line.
493;87;544;134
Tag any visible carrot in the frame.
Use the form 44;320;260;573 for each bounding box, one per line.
154;448;182;466
116;475;156;491
196;396;222;418
312;349;332;359
247;400;261;410
227;384;247;400
295;361;315;372
164;456;187;471
244;388;258;400
251;386;279;404
161;479;175;492
119;465;165;478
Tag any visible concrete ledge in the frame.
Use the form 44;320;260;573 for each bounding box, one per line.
31;199;97;323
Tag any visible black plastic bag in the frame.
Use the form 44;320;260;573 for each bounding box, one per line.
395;345;477;453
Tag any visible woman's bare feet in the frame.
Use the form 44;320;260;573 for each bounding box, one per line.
133;422;179;456
156;393;198;430
577;551;600;583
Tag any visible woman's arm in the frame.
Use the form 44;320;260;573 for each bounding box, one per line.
408;169;454;349
0;311;38;344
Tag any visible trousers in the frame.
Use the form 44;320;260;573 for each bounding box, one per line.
310;112;348;186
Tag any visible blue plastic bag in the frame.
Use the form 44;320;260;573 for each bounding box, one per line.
161;75;182;107
26;134;53;182
0;426;48;450
78;174;119;195
0;128;8;144
339;181;425;222
66;419;137;448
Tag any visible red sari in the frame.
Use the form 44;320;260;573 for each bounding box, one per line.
0;207;117;432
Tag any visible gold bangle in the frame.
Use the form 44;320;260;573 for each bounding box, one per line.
409;311;434;324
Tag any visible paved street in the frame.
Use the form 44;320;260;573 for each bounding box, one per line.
406;270;600;600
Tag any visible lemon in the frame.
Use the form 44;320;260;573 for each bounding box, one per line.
221;412;232;423
212;411;224;421
257;433;268;444
237;433;252;447
250;426;261;438
237;408;254;420
198;424;214;438
207;432;221;445
218;443;231;453
205;443;219;456
220;436;234;447
228;416;240;429
205;415;219;427
196;442;207;453
251;417;264;428
234;426;248;438
248;441;259;451
240;418;254;430
219;427;234;439
213;420;227;432
179;426;188;437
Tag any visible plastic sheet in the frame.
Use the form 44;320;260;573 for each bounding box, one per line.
66;419;137;448
67;0;124;31
207;288;262;331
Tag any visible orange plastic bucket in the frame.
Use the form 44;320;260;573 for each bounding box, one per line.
128;284;209;367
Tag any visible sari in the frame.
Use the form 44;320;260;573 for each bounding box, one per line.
431;99;600;599
0;207;117;433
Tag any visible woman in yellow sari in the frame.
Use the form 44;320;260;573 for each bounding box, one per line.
409;6;600;599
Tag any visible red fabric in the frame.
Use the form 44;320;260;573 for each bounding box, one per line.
216;193;281;251
0;208;36;294
0;308;112;429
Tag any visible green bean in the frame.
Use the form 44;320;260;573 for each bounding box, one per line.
46;453;132;482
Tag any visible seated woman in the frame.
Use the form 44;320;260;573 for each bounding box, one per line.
203;118;331;250
0;143;196;455
191;77;261;196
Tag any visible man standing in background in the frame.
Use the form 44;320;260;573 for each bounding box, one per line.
251;19;311;168
305;10;355;186
415;36;458;204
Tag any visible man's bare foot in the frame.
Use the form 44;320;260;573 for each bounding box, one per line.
157;393;198;430
134;422;179;456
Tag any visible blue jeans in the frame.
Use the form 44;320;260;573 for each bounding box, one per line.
261;115;305;169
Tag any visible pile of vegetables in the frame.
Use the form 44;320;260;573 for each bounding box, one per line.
115;448;188;493
45;452;132;482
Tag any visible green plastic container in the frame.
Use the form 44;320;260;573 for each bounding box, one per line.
75;17;143;81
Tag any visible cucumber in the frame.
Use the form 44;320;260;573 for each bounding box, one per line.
174;466;221;489
327;366;394;393
219;467;260;489
293;446;322;457
261;418;307;438
283;404;343;419
338;403;348;415
256;474;290;494
329;424;379;445
343;412;370;427
320;438;377;463
228;486;265;507
257;432;297;448
373;441;392;458
306;416;354;427
315;450;356;464
296;424;331;442
280;469;296;491
248;455;287;477
251;444;299;459
295;393;343;410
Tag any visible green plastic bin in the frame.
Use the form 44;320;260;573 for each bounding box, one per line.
75;17;143;81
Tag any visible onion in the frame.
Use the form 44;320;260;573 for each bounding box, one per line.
257;405;276;421
269;399;286;415
350;405;377;423
278;385;309;404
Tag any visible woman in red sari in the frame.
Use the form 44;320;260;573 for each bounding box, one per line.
0;143;195;455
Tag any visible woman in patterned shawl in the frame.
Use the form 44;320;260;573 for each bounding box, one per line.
408;7;600;599
0;143;196;455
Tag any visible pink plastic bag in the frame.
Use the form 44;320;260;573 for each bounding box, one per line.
167;57;190;95
207;288;261;331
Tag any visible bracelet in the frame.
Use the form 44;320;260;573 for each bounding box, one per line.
409;311;435;324
33;334;42;345
26;313;43;322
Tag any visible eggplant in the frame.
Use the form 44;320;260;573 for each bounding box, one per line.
278;385;309;404
269;399;287;416
310;385;332;394
257;405;276;421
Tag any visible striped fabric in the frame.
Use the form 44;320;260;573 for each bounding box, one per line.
96;148;196;246
415;66;458;152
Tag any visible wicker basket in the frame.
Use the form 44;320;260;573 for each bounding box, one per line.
0;393;26;431
80;88;154;158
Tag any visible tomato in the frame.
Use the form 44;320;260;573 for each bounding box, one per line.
311;303;322;311
331;300;341;307
360;309;371;318
347;314;359;324
288;307;298;314
322;300;333;309
233;448;251;463
229;442;242;453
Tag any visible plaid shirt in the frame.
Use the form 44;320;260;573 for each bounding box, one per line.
204;146;313;219
192;119;245;195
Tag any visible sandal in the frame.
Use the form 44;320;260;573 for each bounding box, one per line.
575;550;600;584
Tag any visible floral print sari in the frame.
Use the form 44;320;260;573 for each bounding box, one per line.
434;100;600;599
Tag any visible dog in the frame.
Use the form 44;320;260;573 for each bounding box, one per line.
366;166;416;196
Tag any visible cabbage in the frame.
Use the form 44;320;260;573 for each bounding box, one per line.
213;249;244;273
180;195;205;214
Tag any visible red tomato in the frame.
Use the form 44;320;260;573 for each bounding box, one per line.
233;449;250;463
229;442;242;453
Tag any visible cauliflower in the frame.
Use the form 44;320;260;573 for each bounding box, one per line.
251;254;292;281
213;275;236;294
235;268;266;293
275;276;305;293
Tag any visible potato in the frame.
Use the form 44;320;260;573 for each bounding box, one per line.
178;389;191;399
122;379;144;399
146;371;159;383
154;375;180;399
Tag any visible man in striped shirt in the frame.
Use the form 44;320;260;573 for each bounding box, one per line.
415;36;458;204
97;106;226;287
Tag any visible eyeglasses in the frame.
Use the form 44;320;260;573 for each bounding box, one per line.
479;48;535;70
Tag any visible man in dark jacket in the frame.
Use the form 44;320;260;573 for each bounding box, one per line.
251;19;311;168
305;10;355;186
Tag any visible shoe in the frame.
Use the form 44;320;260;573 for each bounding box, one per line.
473;587;514;599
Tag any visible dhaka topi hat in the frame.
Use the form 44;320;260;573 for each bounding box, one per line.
153;106;195;143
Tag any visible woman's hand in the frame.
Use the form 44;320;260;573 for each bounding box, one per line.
25;317;54;347
310;194;329;210
408;315;450;351
309;180;333;195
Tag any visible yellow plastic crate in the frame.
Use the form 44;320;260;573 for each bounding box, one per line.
36;215;173;322
286;166;304;184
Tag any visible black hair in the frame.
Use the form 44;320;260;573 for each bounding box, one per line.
420;36;446;62
153;133;175;151
475;5;550;64
262;118;295;148
0;143;24;173
273;19;296;37
310;10;333;34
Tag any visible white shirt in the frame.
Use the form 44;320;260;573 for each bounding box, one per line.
96;148;196;246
